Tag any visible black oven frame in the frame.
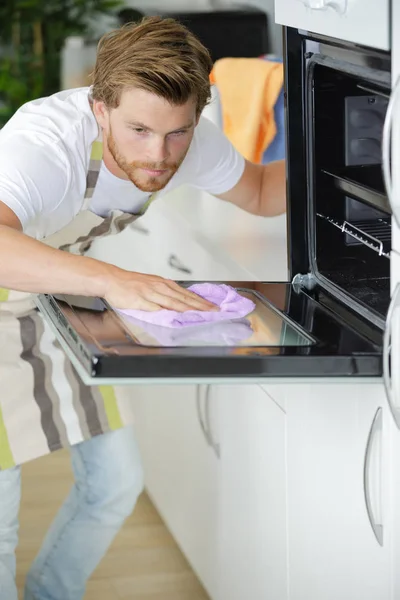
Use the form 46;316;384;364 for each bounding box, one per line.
284;27;391;321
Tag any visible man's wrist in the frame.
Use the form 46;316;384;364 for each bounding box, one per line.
82;256;117;299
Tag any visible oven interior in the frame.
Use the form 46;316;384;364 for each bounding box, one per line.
309;61;391;324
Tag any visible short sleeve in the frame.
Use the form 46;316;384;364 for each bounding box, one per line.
0;134;71;231
190;116;245;195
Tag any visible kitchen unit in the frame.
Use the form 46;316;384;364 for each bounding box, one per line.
35;2;400;599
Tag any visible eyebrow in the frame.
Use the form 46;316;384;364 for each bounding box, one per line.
126;120;194;133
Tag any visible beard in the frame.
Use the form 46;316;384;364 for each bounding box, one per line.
107;129;186;192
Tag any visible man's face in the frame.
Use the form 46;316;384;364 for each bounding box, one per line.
95;87;198;192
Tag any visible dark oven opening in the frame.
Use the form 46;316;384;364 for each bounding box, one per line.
310;61;390;322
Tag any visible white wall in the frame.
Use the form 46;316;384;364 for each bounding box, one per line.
234;0;282;55
123;0;282;55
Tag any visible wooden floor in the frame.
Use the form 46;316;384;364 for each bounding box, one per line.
16;449;209;600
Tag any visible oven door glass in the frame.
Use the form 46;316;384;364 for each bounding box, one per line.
35;281;382;385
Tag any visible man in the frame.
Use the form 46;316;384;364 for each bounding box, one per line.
0;16;285;600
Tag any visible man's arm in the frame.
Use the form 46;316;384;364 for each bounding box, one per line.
0;201;216;312
215;159;286;217
0;201;110;298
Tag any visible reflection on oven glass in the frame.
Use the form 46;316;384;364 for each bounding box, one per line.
118;290;313;348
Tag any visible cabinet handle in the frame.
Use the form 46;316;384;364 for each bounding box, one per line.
363;407;384;546
205;385;220;459
168;254;192;275
302;0;347;14
130;222;149;234
382;76;400;228
196;385;211;446
383;283;400;428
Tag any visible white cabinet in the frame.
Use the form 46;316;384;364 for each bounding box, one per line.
126;378;399;600
86;198;251;281
391;251;400;294
390;2;400;256
385;12;400;590
274;0;390;51
214;384;288;600
283;383;394;600
383;279;400;430
391;421;400;600
127;384;221;600
126;383;288;600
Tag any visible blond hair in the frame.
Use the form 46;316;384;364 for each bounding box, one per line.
91;16;213;115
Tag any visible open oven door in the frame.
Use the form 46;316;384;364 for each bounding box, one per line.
35;280;383;385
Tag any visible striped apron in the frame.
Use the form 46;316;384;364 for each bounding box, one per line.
0;133;157;470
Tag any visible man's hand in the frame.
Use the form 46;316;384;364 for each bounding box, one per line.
104;269;218;312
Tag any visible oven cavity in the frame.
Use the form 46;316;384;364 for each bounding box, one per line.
310;62;391;322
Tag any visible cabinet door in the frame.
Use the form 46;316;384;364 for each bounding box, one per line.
391;251;400;294
275;0;389;51
125;384;221;600
391;421;400;600
86;202;249;281
384;281;400;598
214;384;288;600
285;383;393;600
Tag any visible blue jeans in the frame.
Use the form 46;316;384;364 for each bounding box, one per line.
0;425;144;600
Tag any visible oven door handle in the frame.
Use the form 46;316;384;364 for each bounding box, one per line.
382;75;400;228
383;282;400;428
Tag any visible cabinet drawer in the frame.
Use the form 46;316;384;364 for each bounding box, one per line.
275;0;390;51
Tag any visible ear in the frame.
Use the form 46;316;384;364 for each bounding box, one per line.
92;99;109;130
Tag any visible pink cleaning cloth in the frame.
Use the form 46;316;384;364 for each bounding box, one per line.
116;283;256;329
119;316;253;347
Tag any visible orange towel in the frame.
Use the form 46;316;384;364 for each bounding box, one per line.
210;57;284;163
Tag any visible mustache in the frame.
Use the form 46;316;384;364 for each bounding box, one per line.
128;161;178;170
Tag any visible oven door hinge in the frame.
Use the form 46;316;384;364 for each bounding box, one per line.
292;272;318;292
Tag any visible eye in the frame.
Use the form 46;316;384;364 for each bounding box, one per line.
130;127;147;134
170;130;186;137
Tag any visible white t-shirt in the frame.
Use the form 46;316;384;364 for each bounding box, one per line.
0;87;245;240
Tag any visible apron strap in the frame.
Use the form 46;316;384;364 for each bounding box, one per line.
82;128;104;210
58;132;159;255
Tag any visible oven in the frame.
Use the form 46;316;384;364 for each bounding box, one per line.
36;27;392;385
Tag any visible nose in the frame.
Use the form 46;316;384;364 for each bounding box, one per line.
148;136;168;165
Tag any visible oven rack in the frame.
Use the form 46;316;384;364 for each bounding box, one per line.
321;166;390;214
317;213;391;258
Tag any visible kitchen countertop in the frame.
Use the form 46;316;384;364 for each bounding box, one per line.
159;184;289;282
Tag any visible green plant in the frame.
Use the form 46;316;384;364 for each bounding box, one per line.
0;0;123;125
